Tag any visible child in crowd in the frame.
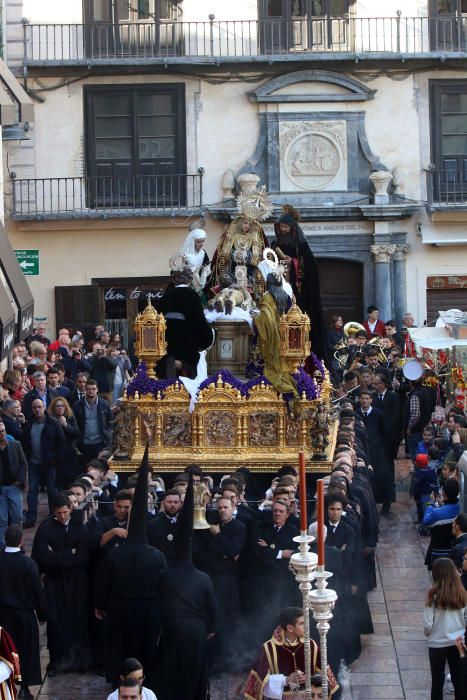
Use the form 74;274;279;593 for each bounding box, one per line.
440;461;459;488
416;424;436;455
411;453;439;522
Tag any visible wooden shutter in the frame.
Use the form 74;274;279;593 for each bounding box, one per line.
55;285;102;340
426;287;467;324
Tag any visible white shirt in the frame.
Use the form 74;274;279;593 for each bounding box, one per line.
367;319;377;333
107;687;157;700
4;547;20;553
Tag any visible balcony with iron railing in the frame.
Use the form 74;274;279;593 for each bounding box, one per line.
426;169;467;210
21;15;467;66
10;171;205;220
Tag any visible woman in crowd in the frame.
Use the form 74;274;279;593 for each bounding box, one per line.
48;397;81;489
423;557;467;699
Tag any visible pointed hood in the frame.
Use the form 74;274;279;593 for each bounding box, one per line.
127;442;149;544
174;475;194;563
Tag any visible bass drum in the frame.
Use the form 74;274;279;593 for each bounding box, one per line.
402;358;424;381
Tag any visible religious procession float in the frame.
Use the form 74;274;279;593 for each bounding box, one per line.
112;185;338;474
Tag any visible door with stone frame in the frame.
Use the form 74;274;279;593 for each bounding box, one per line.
315;258;363;327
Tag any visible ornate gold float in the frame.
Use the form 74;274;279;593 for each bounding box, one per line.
111;302;337;474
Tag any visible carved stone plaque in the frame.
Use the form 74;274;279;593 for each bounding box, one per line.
279;120;348;192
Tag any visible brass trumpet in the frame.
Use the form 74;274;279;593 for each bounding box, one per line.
367;336;389;365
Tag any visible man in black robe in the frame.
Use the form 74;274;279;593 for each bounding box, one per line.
356;390;392;514
271;206;329;362
31;493;90;675
156;263;214;378
147;488;182;564
158;476;217;700
194;496;246;671
0;525;48;700
94;445;166;692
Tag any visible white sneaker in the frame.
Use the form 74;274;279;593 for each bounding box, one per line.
445;673;455;693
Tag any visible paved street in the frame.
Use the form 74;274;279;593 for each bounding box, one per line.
23;456;443;700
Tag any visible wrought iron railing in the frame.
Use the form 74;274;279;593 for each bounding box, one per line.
426;169;467;207
11;172;204;219
22;15;467;63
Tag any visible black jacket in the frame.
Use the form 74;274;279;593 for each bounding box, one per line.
0;440;28;487
21;415;66;467
250;519;299;578
2;414;23;441
450;533;467;569
72;397;112;447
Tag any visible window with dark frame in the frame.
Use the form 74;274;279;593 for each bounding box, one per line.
85;84;186;208
430;80;467;201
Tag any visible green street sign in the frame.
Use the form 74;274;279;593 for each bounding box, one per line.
15;249;40;276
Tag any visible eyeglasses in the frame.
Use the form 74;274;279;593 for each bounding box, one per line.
55;404;65;409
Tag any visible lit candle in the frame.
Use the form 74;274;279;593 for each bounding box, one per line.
298;451;307;532
316;478;325;566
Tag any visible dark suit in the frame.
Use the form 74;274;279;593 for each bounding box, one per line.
356;406;392;506
325;517;356;567
373;388;401;503
22;388;57;421
250;519;300;643
52;385;71;401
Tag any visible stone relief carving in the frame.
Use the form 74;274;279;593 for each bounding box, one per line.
279;120;347;192
370;244;396;264
392;244;411;262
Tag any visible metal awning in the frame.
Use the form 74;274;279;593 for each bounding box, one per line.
0;224;34;340
0;278;15;360
0;60;34;125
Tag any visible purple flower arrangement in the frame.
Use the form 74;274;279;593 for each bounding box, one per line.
125;362;178;398
310;352;326;378
199;369;272;397
294;366;318;400
126;362;320;402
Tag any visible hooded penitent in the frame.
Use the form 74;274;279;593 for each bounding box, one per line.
126;442;150;545
174;474;194;563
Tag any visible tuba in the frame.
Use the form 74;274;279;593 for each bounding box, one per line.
333;321;366;369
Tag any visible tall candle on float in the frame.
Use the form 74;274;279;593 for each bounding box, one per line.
298;451;307;532
316;478;325;567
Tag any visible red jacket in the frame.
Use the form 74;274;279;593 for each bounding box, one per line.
363;319;386;337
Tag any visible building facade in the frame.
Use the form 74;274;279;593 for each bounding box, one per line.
4;0;467;342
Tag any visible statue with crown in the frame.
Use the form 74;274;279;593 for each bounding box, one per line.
112;181;335;474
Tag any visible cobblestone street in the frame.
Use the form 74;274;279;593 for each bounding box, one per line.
24;456;442;700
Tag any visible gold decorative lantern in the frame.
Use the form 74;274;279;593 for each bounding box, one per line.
134;300;167;377
279;302;311;373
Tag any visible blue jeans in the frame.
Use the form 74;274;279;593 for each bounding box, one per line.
407;431;423;462
0;484;23;545
26;462;57;523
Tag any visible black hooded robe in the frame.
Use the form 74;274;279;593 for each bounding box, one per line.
158;562;217;700
156;285;214;378
271;221;329;362
94;543;167;691
0;550;48;686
